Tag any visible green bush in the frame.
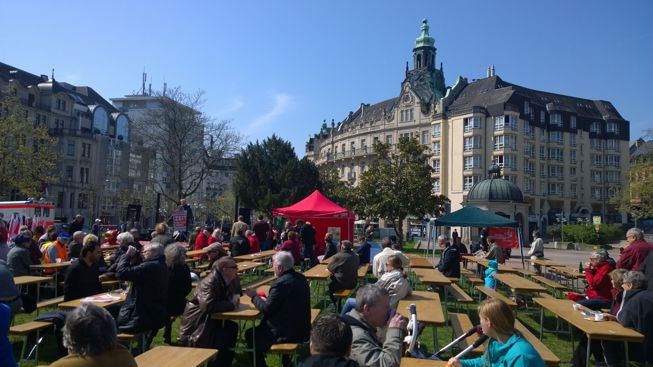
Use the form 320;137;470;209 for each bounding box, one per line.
546;224;561;239
561;224;623;245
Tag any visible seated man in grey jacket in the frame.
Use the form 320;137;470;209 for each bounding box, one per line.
340;285;408;367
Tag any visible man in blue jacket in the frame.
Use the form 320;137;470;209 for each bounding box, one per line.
437;235;460;278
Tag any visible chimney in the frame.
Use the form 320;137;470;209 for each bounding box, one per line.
491;65;496;77
486;66;491;78
163;82;167;97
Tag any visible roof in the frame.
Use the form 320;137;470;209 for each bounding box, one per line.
466;177;524;203
447;75;626;121
405;68;445;105
337;97;399;130
272;190;354;219
433;206;518;228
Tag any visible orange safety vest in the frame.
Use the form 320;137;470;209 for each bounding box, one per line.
42;240;68;274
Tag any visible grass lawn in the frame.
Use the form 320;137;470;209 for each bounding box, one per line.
11;269;580;367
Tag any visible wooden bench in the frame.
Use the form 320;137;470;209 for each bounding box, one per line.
449;313;485;357
531;275;567;297
36;296;64;309
269;309;321;365
118;331;148;354
332;289;354;312
475;286;518;308
9;320;53;362
515;268;537;277
514;320;560;366
445;283;474;312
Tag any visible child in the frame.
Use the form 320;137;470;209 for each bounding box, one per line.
485;259;498;288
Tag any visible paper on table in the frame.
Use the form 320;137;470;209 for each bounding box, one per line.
80;294;121;303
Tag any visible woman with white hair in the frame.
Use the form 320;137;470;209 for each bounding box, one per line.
50;304;136;366
567;250;615;310
163;244;192;344
617;227;653;271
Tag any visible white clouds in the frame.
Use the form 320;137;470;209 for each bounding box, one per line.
247;93;293;130
214;98;245;117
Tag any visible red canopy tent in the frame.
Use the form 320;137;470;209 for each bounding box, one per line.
272;190;355;243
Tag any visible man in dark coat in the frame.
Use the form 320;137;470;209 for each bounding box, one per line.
355;236;371;264
252;215;271;244
327;241;359;308
68;214;84;235
229;229;250;257
299;315;360;367
298;220;317;267
436;235;460;278
116;242;168;336
64;240;103;301
640;251;653;291
7;234;34;276
245;251;311;367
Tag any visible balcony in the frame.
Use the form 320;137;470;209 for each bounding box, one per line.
48;128;94;139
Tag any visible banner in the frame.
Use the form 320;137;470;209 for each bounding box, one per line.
172;209;188;232
488;227;518;249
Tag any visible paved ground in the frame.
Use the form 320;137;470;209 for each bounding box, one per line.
505;244;622;269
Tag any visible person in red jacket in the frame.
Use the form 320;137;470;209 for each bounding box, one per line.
246;230;260;254
617;227;653;271
193;226;212;258
575;250;615;310
277;231;302;265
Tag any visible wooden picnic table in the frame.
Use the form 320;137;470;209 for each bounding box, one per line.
534;297;644;367
58;291;127;310
134;346;218;367
400;359;447;367
397;291;446;351
412;268;451;286
406;254;433;268
492;273;546;294
237;261;266;273
186;249;207;257
30;262;72;296
549;266;584;279
302;264;331;280
233;250;277;262
462;256;520;274
14;275;52;287
320;256;335;264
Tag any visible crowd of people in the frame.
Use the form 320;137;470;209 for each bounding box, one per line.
2;211;653;367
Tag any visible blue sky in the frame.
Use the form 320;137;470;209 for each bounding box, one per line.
2;1;652;154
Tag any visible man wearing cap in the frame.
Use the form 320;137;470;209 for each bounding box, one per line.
205;243;229;269
7;234;35;276
43;232;70;265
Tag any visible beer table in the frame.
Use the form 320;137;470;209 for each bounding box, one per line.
401;359;448;367
534;297;644;367
237;261;266;274
549;265;584;291
411;268;451;287
406;254;433;269
492;273;546;301
211;285;269;367
30;262;72;296
320;256;335;264
303;264;331;304
13;275;53;303
186;249;208;257
462;255;520;274
58;291;127;310
397;291;446;351
134;346;218;367
233;250;277;263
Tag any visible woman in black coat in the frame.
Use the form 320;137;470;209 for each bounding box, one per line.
163;243;192;344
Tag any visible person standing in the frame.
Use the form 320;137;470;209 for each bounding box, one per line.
484;236;505;264
528;231;545;274
252;215;271;245
179;198;194;237
617;228;653;271
298;220;317;267
68;214;85;235
231;215;249;239
245;251;311;367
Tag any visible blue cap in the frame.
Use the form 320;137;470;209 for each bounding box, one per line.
58;232;71;240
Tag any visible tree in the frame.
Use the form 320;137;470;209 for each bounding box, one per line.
612;129;653;223
132;87;242;204
351;137;449;242
0;88;58;199
317;166;354;209
234;135;320;216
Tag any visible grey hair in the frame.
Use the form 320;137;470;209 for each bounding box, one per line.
116;232;134;244
623;271;648;290
591;250;608;261
148;242;164;257
245;230;254;237
164;243;187;268
273;251;294;272
73;231;86;240
626;228;644;240
62;304;117;356
437;235;448;243
355;284;389;312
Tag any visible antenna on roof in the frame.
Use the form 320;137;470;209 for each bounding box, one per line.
491;65;495;77
51;68;55;81
142;71;147;96
149;82;152;96
163;81;167;97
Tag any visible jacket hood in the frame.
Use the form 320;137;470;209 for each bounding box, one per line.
488;333;521;355
488;260;498;269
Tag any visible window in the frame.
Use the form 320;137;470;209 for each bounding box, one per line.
570;134;577;146
432;123;441;137
493;155;515;168
464;117;481;132
81;143;91;158
548;148;564;162
539;128;547;142
69;193;75;209
524;160;535;174
57;192;64;207
606;139;619;150
524;143;534;157
570;115;577;129
524;178;534;193
592;171;602;183
433;178;440;192
523;122;534;138
548;183;563;195
361;139;367;149
570;184;577;197
570;166;576;177
431;141;440;155
591;187;602;200
129;153;142;178
464;136;481;151
550;113;562;126
494;116;505;131
464;176;479;190
524;101;530;115
590;139;603;150
77;193;88;209
421;131;429;145
606;171;619;183
540;111;546;123
606;122;618;134
540;146;546;160
432;159;440;174
591;154;602;167
400;109;414;122
570;150;576;164
464;156;480;170
548;165;563;178
606;155;620;167
67;141;75;156
549;131;563;145
590;122;601;134
386;135;393;144
79;167;89;184
540;163;546;176
65;166;74;181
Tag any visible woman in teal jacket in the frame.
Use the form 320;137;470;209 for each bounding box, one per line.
448;298;545;367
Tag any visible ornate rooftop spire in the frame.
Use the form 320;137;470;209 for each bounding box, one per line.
415;19;435;48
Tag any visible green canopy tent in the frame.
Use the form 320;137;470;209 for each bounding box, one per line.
429;205;525;268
